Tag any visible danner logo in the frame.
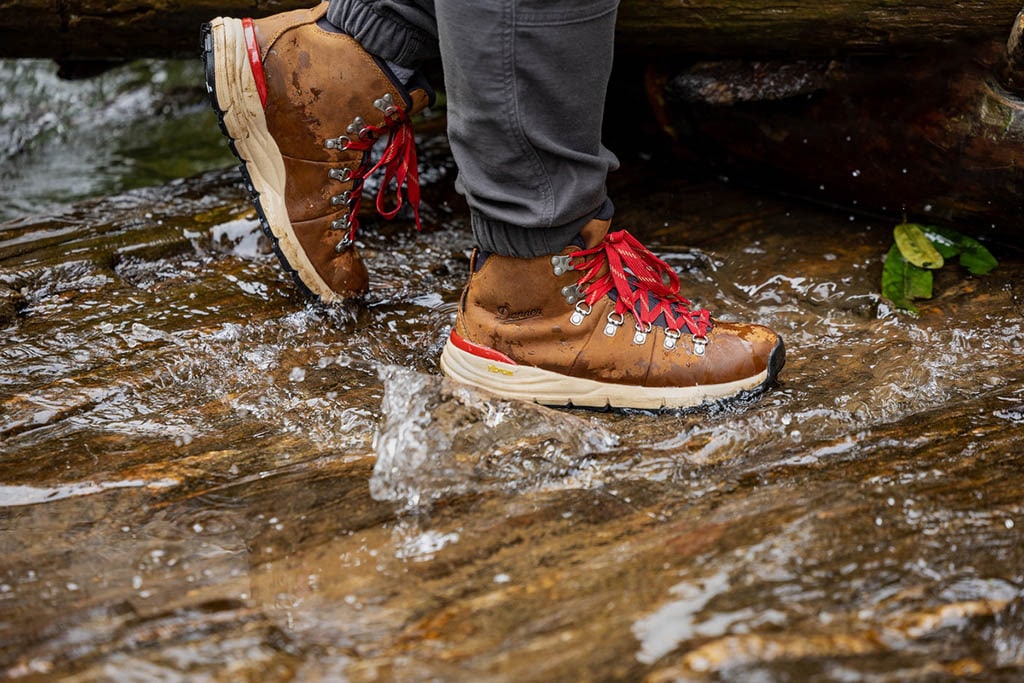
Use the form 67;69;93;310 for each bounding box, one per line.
496;305;542;321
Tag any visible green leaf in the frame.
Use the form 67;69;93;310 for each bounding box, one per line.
919;227;961;259
922;225;998;276
894;223;944;269
882;243;933;313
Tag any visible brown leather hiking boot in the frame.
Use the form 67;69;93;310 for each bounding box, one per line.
440;218;785;409
201;3;432;302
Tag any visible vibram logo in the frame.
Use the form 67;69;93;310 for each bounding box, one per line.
487;364;514;376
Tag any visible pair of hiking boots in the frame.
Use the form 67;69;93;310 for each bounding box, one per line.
202;3;784;410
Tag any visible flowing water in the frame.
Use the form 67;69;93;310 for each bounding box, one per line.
1;59;1023;682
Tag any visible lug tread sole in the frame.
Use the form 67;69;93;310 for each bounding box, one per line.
201;18;339;303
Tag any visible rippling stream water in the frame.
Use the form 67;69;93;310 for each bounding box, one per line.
1;59;1023;682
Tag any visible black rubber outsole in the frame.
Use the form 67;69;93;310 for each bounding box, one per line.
735;336;786;399
200;21;319;301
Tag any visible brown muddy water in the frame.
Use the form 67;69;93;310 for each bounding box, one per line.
2;60;1024;682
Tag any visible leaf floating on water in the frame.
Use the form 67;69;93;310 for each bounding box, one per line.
894;223;944;269
922;225;999;275
882;243;932;314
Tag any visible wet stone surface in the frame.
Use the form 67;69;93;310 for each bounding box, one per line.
2;142;1024;682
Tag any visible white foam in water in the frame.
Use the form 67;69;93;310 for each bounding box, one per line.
370;365;619;509
211;217;264;259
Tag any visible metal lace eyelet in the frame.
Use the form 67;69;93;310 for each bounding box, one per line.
328;167;352;182
569;301;591;326
633;322;652;346
330;191;352;206
692;334;708;356
551;255;572;276
346;117;366;136
324;135;350;150
604;312;624;337
561;282;586;305
335;235;354;253
330;216;351;231
664;328;681;350
373;93;399;118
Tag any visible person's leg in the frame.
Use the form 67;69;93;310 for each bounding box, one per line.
202;1;435;303
434;0;785;408
435;0;620;257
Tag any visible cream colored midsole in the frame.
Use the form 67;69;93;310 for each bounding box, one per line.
439;338;769;410
210;17;337;302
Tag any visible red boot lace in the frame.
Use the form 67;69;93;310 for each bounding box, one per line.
338;109;421;245
571;230;712;341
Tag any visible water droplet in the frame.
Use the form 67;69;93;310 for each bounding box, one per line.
851;169;861;177
1006;519;1015;529
494;573;511;584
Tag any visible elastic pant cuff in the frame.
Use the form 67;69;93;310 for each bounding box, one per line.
471;198;613;258
325;0;437;67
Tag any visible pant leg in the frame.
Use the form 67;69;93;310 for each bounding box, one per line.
329;0;621;258
326;0;439;66
437;0;620;257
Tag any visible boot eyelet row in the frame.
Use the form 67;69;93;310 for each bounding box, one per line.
328;167;352;182
330;191;352;206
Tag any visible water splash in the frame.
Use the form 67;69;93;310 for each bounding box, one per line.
370;365;619;509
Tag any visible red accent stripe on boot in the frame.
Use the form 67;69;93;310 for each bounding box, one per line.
242;18;268;107
449;330;517;365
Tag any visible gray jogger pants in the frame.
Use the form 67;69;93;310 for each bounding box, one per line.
325;0;620;258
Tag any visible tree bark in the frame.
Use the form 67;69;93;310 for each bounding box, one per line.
1;0;1022;61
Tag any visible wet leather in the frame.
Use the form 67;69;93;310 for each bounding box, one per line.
455;219;781;388
252;2;429;296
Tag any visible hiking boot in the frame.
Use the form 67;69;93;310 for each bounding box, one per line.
201;3;432;302
440;218;785;409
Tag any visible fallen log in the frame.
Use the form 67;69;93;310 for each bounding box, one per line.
1;0;1022;61
651;35;1024;235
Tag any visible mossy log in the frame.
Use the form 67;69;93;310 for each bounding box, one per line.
1;0;1023;61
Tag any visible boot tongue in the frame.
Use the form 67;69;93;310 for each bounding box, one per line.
579;217;612;248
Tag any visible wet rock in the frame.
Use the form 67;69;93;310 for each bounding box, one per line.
0;284;25;324
2;149;1024;681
